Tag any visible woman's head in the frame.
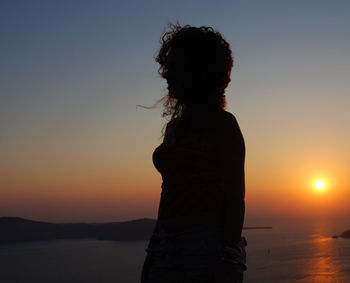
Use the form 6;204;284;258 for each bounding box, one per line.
156;24;233;118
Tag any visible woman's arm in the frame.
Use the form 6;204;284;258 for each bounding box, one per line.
218;112;245;248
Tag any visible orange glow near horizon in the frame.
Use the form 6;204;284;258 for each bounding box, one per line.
2;143;350;221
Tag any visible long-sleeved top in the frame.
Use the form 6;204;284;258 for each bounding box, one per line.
152;109;245;236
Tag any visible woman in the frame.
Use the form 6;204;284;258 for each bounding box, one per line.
142;24;247;283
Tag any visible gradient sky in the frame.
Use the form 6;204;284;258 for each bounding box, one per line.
1;0;350;223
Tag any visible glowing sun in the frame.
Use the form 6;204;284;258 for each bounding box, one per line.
314;180;326;191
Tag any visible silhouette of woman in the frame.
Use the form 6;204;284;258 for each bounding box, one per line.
141;24;247;283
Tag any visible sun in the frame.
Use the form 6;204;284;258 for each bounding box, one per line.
314;180;326;191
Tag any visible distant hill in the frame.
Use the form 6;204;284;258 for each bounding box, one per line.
0;217;273;243
0;217;156;243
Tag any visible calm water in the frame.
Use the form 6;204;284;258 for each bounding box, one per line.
1;219;349;283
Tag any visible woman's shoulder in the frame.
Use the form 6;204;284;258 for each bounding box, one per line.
215;109;245;151
163;118;180;144
215;109;240;131
165;117;180;128
164;118;180;136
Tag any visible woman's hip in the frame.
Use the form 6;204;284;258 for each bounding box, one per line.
146;221;247;282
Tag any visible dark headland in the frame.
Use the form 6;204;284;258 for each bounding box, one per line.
332;229;350;239
0;217;272;243
337;229;350;239
341;230;350;238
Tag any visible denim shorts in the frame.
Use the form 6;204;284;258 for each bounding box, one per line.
147;220;247;283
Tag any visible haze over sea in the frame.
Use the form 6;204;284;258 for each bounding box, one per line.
1;217;349;283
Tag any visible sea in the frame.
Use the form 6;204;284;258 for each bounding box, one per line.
1;218;349;283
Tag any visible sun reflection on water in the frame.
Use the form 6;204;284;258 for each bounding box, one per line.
307;223;343;283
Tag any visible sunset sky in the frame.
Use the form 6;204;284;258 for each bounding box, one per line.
1;0;349;223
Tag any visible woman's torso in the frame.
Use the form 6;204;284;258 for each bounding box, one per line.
153;109;225;232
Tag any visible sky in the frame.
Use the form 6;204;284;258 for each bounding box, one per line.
1;0;350;223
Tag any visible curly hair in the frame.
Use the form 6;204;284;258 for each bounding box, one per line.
156;24;233;119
